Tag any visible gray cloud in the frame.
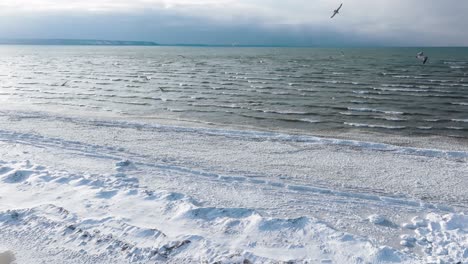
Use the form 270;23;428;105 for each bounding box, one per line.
0;1;467;46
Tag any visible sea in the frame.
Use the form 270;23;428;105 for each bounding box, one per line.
0;46;467;139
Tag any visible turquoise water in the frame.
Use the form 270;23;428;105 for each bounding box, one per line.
0;46;467;138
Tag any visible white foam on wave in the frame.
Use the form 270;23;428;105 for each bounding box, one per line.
373;116;407;121
447;126;465;130
348;107;404;115
298;118;321;123
452;119;468;123
352;90;370;94
345;122;406;130
261;109;309;115
373;87;429;93
424;118;441;122
444;61;468;65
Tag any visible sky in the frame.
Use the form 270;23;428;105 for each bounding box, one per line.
0;0;467;46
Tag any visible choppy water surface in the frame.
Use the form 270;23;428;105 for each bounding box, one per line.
0;46;467;138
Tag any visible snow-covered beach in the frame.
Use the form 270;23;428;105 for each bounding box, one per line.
0;104;466;263
1;46;467;263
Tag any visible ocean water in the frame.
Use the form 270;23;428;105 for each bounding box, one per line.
0;46;467;138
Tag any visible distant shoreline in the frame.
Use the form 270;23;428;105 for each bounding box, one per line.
1;39;468;48
0;39;159;46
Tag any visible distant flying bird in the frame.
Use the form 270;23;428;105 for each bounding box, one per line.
61;80;69;87
416;52;428;64
331;3;343;18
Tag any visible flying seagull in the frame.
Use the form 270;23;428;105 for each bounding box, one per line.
331;3;343;18
61;80;69;87
416;52;429;64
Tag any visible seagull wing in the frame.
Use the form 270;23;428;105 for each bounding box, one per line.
337;3;343;11
331;12;337;18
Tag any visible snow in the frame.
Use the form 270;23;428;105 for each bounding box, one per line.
412;213;468;262
0;160;417;263
0;107;466;263
368;214;388;225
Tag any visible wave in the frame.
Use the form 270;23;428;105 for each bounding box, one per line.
373;116;407;121
421;118;440;123
165;108;188;112
428;79;451;83
373;87;429;93
190;103;244;110
350;100;367;104
444;61;468;65
447;126;466;130
298;118;321;123
451;119;468;123
353;90;370;94
112;100;150;106
345;122;406;129
347;107;404;115
257;109;310;115
248;80;267;84
339;112;360;116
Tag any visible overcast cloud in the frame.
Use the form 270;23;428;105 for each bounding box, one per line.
0;0;467;46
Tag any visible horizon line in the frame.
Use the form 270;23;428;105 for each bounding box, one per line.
0;38;467;48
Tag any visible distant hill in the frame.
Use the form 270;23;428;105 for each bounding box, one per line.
0;39;159;46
